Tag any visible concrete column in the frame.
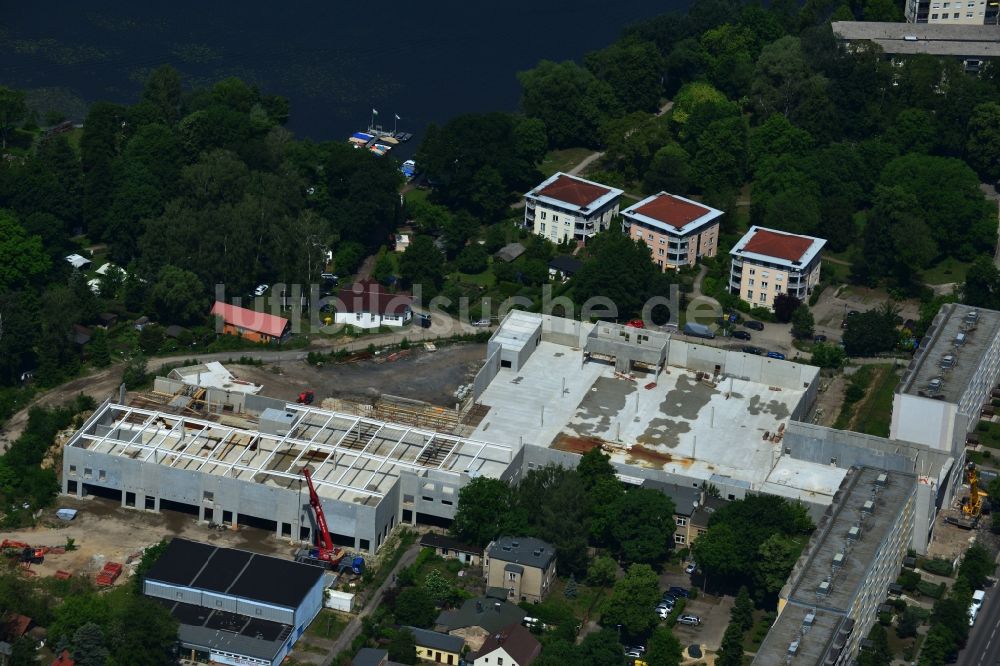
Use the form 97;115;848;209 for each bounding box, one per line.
153;496;160;512
354;536;362;552
198;505;205;522
232;511;238;529
121;491;128;508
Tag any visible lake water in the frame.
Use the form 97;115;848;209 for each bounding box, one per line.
0;1;680;145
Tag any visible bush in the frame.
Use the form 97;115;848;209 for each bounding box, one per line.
916;580;945;599
897;570;920;592
921;558;954;577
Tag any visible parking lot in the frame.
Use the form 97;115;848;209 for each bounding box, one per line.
659;568;734;652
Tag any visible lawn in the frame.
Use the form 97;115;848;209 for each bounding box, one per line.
305;610;350;640
975;421;1000;449
820;258;849;284
451;268;496;288
539;147;593;177
921;257;972;286
851;365;901;438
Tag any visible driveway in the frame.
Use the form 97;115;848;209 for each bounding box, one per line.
658;568;732;652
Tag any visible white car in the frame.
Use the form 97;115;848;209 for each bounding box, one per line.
970;589;986;626
685;562;697;574
254;284;269;297
655;603;672;619
472;319;491;327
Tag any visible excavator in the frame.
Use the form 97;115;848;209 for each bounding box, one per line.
295;467;346;569
947;462;990;529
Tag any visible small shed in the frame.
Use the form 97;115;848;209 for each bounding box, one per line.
494;243;526;263
324;590;355;612
98;312;119;328
55;508;78;521
65;254;91;270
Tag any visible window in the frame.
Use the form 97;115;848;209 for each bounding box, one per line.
203;491;214;502
944;2;949;6
761;270;769;278
748;278;754;286
659;238;665;244
552;214;558;222
658;249;664;256
648;233;654;241
932;12;939;16
675;516;688;526
674;533;687;544
98;470;106;482
942;11;949;15
441;499;453;506
749;268;755;275
775;274;783;282
422;496;434;502
84;468;93;479
761;281;768;290
498;659;504;665
540;223;546;232
759;293;767;303
540;211;546;220
509;572;517;580
746;290;753;300
69;465;77;475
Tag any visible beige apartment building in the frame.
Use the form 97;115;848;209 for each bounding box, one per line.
483;536;556;603
905;0;996;23
621;192;723;271
729;226;826;311
523;173;623;244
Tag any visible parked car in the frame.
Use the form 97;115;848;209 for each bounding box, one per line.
624;645;646;655
813;334;827;343
660;594;677;606
253;284;269;297
685;562;697;574
683;322;716;340
732;330;752;340
971;589;985;626
741;346;763;355
744;320;764;331
766;351;786;360
625;649;643;658
668;586;690;598
472;319;491;327
656;606;671;620
677;614;701;626
418;313;432;329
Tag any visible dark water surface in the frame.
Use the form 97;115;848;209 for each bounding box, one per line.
0;1;680;143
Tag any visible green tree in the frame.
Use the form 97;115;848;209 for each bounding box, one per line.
643;143;692;194
88;328;111;368
732;585;754;631
147;265;207;326
585;37;664;112
387;628;417;665
122;354;149;389
773;293;801;323
857;623;892;666
399;236;445;294
71;623;108;666
423;569;455;606
107;594;179;666
754;533;802;602
646;626;683;666
897;605;921;638
393;587;438;628
573;230;659;319
963;256;1000;310
577;446;616;490
451;477;512;547
958;542;995;590
601;564;661;639
0;86;26;149
578;627;627;666
587;556;618;587
716;621;745;666
0;210;50;291
609;488;676;565
842;310;897;357
791;304;815;339
141;65;183;126
919;623;956;665
373;251;395;284
454;245;489;274
133;540;169;592
518;60;622;148
967;102;1000;182
811;343;846;369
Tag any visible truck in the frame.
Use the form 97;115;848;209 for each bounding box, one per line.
682;322;715;340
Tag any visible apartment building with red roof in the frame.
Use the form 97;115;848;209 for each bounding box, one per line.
621;192;723;271
729;226;826;311
523;172;623;244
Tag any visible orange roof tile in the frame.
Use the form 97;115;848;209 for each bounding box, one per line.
633;194;711;229
743;228;814;262
210;302;289;339
537;175;610;208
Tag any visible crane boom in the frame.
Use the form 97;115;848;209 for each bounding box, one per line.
302;468;335;555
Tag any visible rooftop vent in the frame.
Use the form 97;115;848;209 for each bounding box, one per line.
533;549;542;557
941;354;955;369
818;580;831;596
876;473;888;486
848;525;861;541
955;332;967;347
966;310;979;325
863;500;875;514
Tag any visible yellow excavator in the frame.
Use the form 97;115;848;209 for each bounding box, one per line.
962;461;989;521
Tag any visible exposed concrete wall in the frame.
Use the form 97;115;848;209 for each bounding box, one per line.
64;443;389;553
540;315;587;348
667;342;819;393
473;348;502;402
153;376;256;414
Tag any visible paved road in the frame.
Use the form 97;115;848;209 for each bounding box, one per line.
956;535;1000;666
321;543;422;663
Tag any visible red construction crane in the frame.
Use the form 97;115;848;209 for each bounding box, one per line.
301;467;344;568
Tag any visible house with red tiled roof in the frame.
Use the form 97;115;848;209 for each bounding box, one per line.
621;192;724;271
469;622;541;666
334;279;413;329
729;226;826;311
51;649;75;666
210;301;290;343
523;172;623;244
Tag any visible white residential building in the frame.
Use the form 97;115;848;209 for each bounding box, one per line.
523;172;623;244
